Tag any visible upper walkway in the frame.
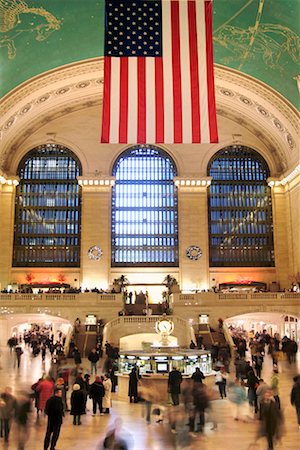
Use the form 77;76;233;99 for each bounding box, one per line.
0;291;299;324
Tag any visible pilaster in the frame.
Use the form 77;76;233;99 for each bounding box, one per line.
268;178;292;289
78;176;115;290
0;175;19;289
174;177;212;291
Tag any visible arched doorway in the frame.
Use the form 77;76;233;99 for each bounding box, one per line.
225;312;299;343
0;313;72;346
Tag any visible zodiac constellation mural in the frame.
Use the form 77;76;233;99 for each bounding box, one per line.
0;0;61;59
213;0;300;72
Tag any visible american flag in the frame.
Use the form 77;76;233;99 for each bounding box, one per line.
101;0;218;144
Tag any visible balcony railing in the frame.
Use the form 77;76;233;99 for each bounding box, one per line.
0;292;122;303
174;292;300;303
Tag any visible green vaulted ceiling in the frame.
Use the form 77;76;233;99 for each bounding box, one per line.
0;0;299;108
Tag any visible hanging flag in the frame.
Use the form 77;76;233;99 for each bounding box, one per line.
101;0;218;144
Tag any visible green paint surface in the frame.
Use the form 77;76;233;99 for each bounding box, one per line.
1;0;299;108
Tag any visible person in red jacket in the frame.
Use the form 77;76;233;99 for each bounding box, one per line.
36;376;54;414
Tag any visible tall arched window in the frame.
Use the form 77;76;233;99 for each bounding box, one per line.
112;145;178;266
207;145;274;267
13;144;82;267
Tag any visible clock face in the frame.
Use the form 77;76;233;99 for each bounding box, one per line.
158;320;172;333
186;245;202;260
88;246;103;261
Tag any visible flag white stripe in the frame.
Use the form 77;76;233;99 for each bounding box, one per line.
110;58;121;143
196;1;209;143
179;1;192;144
127;57;138;144
146;58;155;143
162;0;173;144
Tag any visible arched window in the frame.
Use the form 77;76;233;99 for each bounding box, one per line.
13;144;82;267
112;145;178;266
207;145;274;267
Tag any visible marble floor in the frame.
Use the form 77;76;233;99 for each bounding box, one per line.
0;345;299;450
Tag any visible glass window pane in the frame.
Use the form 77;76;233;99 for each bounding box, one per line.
112;145;178;266
13;144;82;267
207;145;274;267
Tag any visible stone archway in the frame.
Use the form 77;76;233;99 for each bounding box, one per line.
225;311;300;342
0;312;72;345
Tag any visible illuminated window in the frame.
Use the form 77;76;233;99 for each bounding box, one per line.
112;145;178;266
13;144;81;267
207;146;274;267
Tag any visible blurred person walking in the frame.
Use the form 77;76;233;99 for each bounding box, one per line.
291;375;300;429
0;387;16;443
15;391;32;450
258;389;284;450
100;418;133;450
189;382;209;435
139;381;156;424
270;366;280;409
44;388;64;450
256;379;270;420
15;345;23;368
215;366;228;399
228;379;247;421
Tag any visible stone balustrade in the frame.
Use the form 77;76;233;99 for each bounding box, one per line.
0;292;122;303
174;292;300;302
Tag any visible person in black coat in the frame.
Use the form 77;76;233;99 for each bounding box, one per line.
44;389;64;450
191;367;205;384
259;389;284;450
168;367;182;406
291;375;300;427
70;384;85;425
15;392;32;450
89;376;105;415
72;348;82;367
128;367;140;403
88;348;100;375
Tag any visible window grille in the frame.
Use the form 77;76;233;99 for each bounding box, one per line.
111;145;178;266
13;144;81;267
207;146;274;267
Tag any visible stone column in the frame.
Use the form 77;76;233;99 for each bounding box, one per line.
78;176;115;290
0;177;19;290
175;177;211;292
268;178;293;289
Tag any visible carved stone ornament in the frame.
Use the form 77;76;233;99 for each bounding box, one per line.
88;246;103;261
186;246;202;260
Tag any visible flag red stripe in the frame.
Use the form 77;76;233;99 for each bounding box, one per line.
188;1;201;143
137;58;146;144
119;57;129;143
205;1;218;143
155;57;164;143
101;56;111;143
171;0;182;143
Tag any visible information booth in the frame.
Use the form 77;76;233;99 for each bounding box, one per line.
118;350;212;375
116;350;212;400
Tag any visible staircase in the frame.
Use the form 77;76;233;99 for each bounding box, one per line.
68;325;99;358
194;324;228;349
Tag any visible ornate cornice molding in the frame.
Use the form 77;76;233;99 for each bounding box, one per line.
214;65;299;129
0;59;298;173
1;58;104;114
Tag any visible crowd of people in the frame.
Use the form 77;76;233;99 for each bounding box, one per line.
0;323;299;450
